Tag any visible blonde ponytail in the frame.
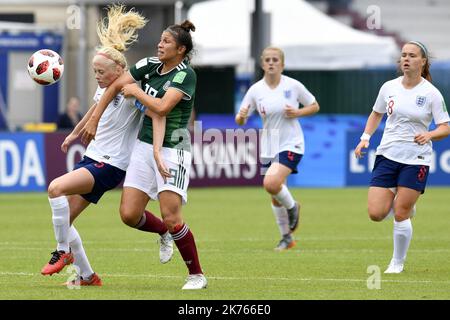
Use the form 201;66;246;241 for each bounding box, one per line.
96;4;147;68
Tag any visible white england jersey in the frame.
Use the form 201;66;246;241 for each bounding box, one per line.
240;75;316;158
373;76;449;166
84;86;144;171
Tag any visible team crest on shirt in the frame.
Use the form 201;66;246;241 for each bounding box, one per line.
112;95;122;108
416;95;427;107
284;90;292;99
163;80;171;91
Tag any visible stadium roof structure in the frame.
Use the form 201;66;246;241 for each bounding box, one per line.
188;0;399;70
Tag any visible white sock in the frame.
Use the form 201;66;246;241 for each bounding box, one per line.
68;226;94;279
271;204;290;237
49;196;70;252
272;185;295;210
392;218;413;264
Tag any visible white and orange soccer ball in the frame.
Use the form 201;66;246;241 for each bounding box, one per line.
27;49;64;85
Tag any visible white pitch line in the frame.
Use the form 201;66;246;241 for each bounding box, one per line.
1;271;450;285
1;235;449;246
1;247;450;254
0;272;35;276
1;236;449;245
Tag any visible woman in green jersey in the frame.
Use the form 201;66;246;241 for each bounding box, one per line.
81;20;206;290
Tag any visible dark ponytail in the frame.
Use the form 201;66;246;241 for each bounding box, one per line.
180;20;196;33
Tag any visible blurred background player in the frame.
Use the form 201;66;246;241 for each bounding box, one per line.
235;47;320;251
355;41;450;273
41;4;172;286
80;20;207;290
57;97;83;130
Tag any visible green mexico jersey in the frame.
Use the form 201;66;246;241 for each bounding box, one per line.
129;57;196;151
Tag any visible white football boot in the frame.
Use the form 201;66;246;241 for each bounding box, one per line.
182;274;208;290
384;259;404;274
159;231;174;264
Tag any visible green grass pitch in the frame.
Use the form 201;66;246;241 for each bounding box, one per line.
0;187;449;300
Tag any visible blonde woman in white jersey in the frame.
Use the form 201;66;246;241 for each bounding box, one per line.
236;47;319;251
40;5;172;285
355;41;450;273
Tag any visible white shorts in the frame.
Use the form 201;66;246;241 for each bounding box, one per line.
123;140;191;204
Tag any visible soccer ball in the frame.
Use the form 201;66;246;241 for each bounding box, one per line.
27;49;64;85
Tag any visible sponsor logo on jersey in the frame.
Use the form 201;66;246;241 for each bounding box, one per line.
284;90;292;99
173;71;187;84
416;95;426;107
163;80;171;91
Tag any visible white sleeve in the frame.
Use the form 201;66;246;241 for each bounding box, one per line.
296;81;316;106
372;83;387;113
430;90;450;125
239;85;257;116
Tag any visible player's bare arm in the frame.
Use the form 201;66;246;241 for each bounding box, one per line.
123;85;184;116
414;122;450;144
355;111;384;158
61;103;97;153
151;114;170;180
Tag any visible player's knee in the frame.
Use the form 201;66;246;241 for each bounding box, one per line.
367;207;385;222
162;212;183;232
162;216;178;232
393;203;412;220
119;206;140;227
120;213;139;227
47;180;64;198
263;177;281;195
160;206;181;231
368;212;384;222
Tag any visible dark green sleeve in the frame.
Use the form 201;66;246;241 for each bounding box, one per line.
129;57;158;81
169;68;196;100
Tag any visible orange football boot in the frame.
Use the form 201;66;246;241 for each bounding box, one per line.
41;250;74;275
64;273;103;287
